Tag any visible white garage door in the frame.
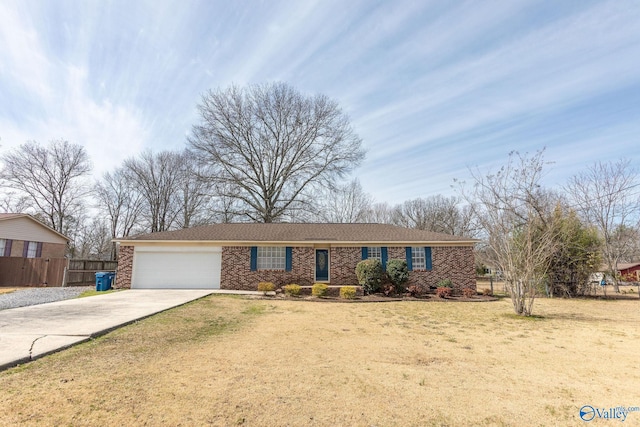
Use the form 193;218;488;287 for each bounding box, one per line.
132;246;222;289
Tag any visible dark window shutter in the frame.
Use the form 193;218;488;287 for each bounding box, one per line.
4;239;12;257
285;247;292;271
361;247;368;260
381;247;388;271
425;247;432;270
250;247;257;271
23;241;29;257
36;242;43;258
405;247;413;271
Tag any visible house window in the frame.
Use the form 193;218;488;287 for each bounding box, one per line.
411;247;426;270
0;239;5;256
26;241;39;258
257;247;286;270
367;247;382;261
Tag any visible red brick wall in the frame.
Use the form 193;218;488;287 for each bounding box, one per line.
329;247;362;285
329;246;475;292
221;246;315;290
403;246;476;292
115;245;134;289
222;245;475;292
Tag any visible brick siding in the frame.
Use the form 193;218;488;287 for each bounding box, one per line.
115;245;134;288
404;246;476;292
221;246;315;290
223;245;475;292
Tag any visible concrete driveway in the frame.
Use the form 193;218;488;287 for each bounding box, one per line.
0;289;215;371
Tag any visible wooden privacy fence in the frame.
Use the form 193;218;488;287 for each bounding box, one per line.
0;258;68;287
0;258;118;287
65;259;118;286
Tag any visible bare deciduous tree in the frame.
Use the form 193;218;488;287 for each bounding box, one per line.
0;140;91;234
315;179;373;223
175;151;215;229
123;150;185;233
188;82;365;223
362;202;395;224
94;167;144;258
460;150;557;316
392;195;478;237
565;159;640;292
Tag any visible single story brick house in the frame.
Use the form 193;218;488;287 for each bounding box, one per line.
113;223;478;292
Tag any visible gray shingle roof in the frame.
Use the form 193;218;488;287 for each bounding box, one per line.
117;223;477;244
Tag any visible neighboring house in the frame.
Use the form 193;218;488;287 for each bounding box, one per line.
618;262;640;282
113;223;478;292
0;213;69;258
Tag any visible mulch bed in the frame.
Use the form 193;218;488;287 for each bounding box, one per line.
260;293;499;303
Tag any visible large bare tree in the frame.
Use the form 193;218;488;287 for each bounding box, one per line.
0;139;91;234
188;82;365;222
94;167;144;258
123;150;185;233
565;159;640;292
393;195;478;237
460;150;557;316
314;179;373;223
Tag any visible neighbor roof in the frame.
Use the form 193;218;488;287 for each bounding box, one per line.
115;223;478;245
0;213;70;242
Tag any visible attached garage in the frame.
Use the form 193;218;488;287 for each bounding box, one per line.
131;245;221;289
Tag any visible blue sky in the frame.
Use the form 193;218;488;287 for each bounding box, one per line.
1;0;638;204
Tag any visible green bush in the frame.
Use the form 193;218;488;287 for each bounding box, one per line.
340;286;357;299
312;283;329;297
437;279;453;288
283;284;301;296
387;259;409;292
355;259;383;295
257;282;275;294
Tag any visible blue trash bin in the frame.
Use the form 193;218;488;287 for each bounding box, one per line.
105;272;115;290
95;272;109;291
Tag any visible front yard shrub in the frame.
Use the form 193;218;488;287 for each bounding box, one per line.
382;283;395;297
283;284;301;296
312;283;329;297
482;288;494;296
437;279;453;288
386;259;409;292
462;287;476;298
436;287;452;298
407;284;426;298
340;286;357;299
257;282;275;295
356;259;383;295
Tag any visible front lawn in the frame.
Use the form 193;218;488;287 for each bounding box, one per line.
0;296;638;426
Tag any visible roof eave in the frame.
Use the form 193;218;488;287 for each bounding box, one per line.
113;238;479;246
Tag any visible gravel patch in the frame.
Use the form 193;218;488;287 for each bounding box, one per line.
0;286;94;310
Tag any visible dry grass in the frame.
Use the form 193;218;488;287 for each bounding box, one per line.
1;295;639;426
0;288;18;294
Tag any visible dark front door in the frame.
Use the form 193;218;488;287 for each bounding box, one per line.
315;249;329;282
